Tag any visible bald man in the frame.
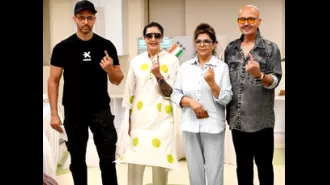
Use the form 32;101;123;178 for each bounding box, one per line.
224;5;282;185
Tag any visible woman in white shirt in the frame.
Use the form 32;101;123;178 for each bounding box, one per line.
116;22;180;185
171;23;233;185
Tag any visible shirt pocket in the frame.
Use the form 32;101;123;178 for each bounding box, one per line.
228;61;241;83
252;52;270;73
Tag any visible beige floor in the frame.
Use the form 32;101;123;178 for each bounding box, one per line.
56;159;285;185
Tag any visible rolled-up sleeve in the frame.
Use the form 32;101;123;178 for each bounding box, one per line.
166;58;180;87
213;64;233;105
164;58;180;100
264;43;282;89
264;74;279;89
170;66;184;107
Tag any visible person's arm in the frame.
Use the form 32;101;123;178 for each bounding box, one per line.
179;97;194;107
211;64;233;105
47;44;64;117
156;77;172;97
104;42;124;85
171;65;184;107
258;43;282;89
108;66;124;85
47;43;65;133
171;64;197;107
48;66;63;116
171;64;207;118
156;58;180;98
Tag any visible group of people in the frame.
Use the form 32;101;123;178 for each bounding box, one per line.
47;0;282;185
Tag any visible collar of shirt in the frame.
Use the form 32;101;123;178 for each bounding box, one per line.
190;55;218;67
190;55;218;74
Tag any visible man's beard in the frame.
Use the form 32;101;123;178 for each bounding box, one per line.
79;26;92;34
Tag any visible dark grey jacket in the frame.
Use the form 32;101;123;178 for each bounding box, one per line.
224;31;282;132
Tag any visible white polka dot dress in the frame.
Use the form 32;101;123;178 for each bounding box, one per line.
115;50;180;169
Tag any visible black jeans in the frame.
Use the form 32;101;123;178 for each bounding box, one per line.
64;107;118;185
232;128;274;185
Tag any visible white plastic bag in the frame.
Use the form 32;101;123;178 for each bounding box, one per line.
43;132;57;179
115;108;131;160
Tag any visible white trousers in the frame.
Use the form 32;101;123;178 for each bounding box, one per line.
127;164;169;185
183;131;225;185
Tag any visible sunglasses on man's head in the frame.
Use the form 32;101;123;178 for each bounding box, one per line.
237;17;257;24
145;33;162;39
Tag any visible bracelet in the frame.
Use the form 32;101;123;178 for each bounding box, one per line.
256;72;264;81
157;77;164;83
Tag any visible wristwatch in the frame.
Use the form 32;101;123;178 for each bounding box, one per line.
256;72;265;80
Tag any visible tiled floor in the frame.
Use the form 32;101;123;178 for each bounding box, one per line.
56;148;285;185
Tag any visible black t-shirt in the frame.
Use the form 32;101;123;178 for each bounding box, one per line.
50;33;120;111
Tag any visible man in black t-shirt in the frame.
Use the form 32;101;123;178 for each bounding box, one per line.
47;1;124;185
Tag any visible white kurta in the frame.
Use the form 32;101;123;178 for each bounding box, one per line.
115;50;180;169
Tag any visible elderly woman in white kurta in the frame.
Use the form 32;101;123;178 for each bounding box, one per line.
115;22;180;185
171;23;233;185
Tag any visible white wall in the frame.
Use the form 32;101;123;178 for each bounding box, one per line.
148;0;285;95
43;0;285;152
149;0;284;54
43;0;148;98
43;0;285;96
149;0;186;36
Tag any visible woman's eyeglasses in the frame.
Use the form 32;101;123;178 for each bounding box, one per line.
145;33;162;39
195;39;213;46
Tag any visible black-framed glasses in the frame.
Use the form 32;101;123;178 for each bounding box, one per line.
76;16;95;22
237;17;257;24
195;39;213;46
145;33;162;39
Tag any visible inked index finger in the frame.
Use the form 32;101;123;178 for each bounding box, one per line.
104;50;111;59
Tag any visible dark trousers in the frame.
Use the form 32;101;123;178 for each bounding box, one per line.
64;107;118;185
232;128;274;185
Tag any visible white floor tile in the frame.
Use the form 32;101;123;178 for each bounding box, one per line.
56;161;285;185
